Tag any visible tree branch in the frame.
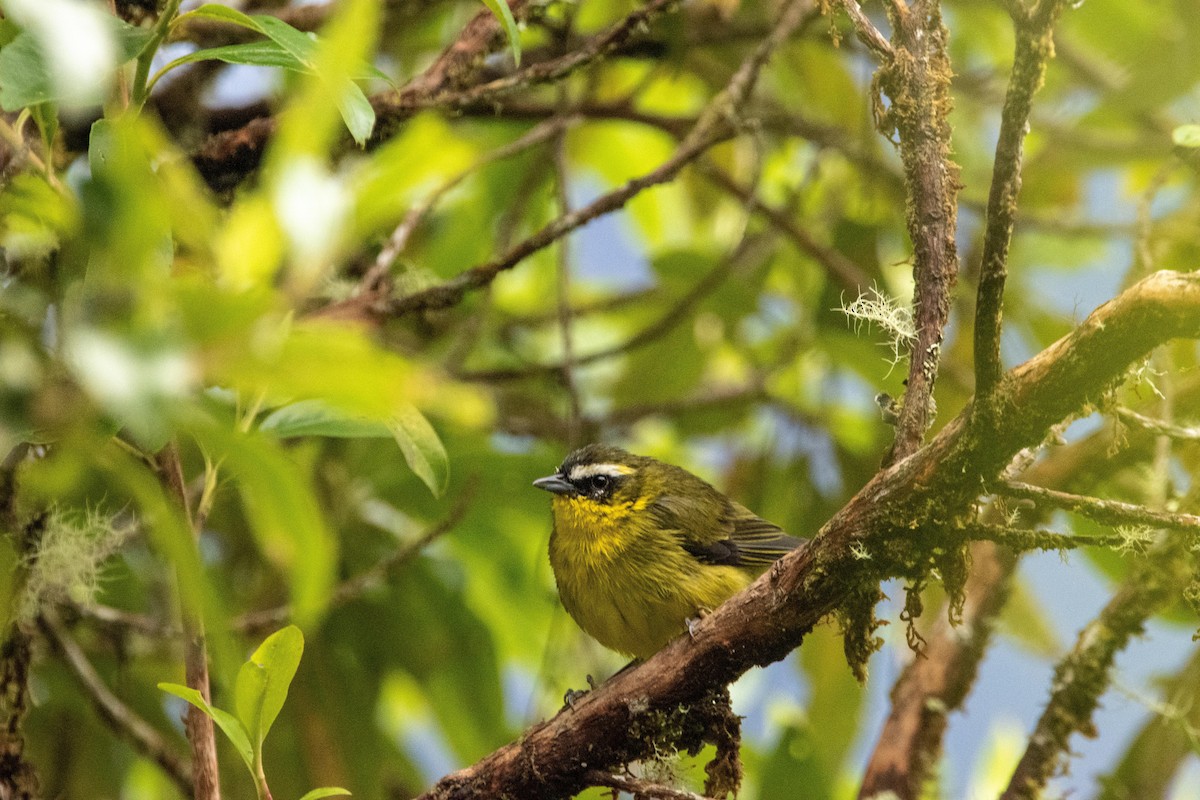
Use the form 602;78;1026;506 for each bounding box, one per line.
415;269;1200;799
584;771;714;799
834;0;894;62
1000;543;1190;799
1116;406;1200;441
1000;480;1200;533
973;0;1068;401
957;521;1132;552
877;0;961;462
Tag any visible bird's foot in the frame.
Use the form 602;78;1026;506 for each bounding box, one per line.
686;607;713;640
561;674;600;710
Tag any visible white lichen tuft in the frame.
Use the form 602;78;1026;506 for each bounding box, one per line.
19;508;133;621
1114;525;1156;556
840;286;917;372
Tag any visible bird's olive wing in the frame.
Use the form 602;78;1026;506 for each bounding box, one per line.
724;504;804;566
651;494;802;568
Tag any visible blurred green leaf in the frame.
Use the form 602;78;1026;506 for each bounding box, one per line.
1172;124;1200;148
0;17;152;111
0;171;77;258
235;625;305;748
389;405;449;497
162;41;307;72
0;33;52;110
333;80;375;147
191;420;336;629
158;682;255;770
261;399;391;438
296;789;352;800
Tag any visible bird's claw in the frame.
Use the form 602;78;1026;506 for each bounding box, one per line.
561;674;599;710
686;607;713;640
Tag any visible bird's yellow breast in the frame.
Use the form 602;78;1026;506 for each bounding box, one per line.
547;495;750;659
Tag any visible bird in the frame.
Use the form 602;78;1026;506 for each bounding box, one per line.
533;443;804;659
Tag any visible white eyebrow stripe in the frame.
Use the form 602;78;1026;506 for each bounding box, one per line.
567;463;634;481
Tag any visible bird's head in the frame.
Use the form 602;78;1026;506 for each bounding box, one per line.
532;444;651;508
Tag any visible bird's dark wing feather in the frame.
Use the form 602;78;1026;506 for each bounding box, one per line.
725;505;804;565
652;493;802;568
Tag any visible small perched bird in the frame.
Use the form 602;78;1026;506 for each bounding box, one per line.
534;444;804;659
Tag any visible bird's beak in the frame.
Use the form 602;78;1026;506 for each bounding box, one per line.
533;474;575;495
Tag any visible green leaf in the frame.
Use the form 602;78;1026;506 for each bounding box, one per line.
1172;124;1200;148
389;405;449;497
333;79;375;147
162;41;308;72
0;33;53;110
115;20;156;62
235;626;305;748
260;399;391;439
0;18;152;111
254;15;320;68
158;683;255;771
297;789;352;800
173;4;387;82
176;4;271;34
478;0;521;67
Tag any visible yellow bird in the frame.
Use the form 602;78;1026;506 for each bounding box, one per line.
534;444;804;659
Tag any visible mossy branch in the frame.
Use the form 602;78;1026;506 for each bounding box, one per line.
414;264;1200;799
974;0;1069;402
1000;542;1191;799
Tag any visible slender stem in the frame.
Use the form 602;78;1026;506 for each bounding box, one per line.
156;444;222;800
131;0;183;109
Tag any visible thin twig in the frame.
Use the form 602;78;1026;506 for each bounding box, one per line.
1116;407;1200;441
958;521;1134;553
453;232;767;382
40;611;192;794
1000;480;1200;533
382;0;680;119
834;0;894;62
698;161;870;292
973;0;1069;401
